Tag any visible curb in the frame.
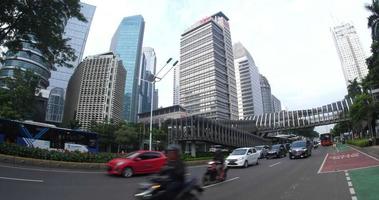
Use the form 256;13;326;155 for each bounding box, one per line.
0;154;208;170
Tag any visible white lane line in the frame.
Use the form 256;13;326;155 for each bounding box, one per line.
317;153;329;174
318;164;379;174
345;172;349;177
348;181;353;187
202;177;239;189
346;176;351;181
349;188;356;195
349;146;379;161
0;176;43;183
269;162;281;167
0;164;103;174
351;196;357;200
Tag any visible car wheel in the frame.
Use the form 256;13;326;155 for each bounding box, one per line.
256;159;259;165
122;167;133;178
243;160;248;168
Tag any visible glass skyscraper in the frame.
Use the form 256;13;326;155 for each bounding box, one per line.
45;2;96;123
138;47;157;114
110;15;145;122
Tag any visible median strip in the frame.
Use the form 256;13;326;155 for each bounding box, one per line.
0;176;43;183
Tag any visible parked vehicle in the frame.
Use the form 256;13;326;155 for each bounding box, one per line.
255;145;270;158
107;150;166;177
226;147;259;168
202;160;228;186
135;176;203;200
266;144;287;159
289;140;312;159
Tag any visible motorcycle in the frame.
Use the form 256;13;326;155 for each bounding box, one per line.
202;161;228;186
134;176;203;200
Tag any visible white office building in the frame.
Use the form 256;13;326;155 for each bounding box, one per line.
332;23;369;86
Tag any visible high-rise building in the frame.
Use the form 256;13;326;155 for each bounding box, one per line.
173;66;180;105
138;47;156;113
332;23;368;86
45;87;65;123
63;52;126;130
110;15;145;122
233;42;263;119
154;89;159;109
260;74;273;114
180;12;238;120
0;41;52;89
271;94;281;112
46;2;96;123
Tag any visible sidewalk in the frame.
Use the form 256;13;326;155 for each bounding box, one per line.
351;145;379;159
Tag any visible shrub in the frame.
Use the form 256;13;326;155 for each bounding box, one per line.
0;143;120;163
346;139;371;147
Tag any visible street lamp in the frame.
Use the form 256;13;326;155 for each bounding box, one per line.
140;58;178;150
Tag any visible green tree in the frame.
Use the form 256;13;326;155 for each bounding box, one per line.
347;78;362;98
0;68;39;120
331;121;352;137
62;119;81;129
114;122;139;152
0;0;86;68
90;121;119;152
366;0;379;41
365;0;379;88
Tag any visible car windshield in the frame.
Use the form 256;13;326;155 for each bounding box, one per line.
231;149;247;155
124;152;140;159
271;145;281;150
291;141;306;148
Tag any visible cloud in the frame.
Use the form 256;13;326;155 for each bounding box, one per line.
82;0;372;111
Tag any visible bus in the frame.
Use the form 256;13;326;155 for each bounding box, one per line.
319;133;333;146
0;118;99;152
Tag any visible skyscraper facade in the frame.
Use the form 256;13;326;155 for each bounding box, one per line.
271;95;281;112
110;15;145;122
138;47;156;113
260;74;273;114
233;42;263;119
63;52;126;130
45;87;65;123
332;23;368;86
46;2;96;123
173;66;180;105
180;12;238;120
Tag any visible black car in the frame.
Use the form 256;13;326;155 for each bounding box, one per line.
289;140;312;159
266;144;286;159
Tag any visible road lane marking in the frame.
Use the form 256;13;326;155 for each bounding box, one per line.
349;146;379;161
0;176;43;183
345;172;349;176
269;162;281;167
317;153;328;174
202;177;239;189
346;176;351;181
348;181;352;187
0;164;103;174
349;188;355;195
351;196;357;200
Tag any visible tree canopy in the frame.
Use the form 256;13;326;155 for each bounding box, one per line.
0;0;86;68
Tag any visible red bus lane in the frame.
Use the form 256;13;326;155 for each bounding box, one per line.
319;150;379;173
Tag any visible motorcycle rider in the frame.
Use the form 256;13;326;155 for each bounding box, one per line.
156;144;186;200
213;148;225;179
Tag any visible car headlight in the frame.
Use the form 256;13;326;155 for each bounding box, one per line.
238;157;245;160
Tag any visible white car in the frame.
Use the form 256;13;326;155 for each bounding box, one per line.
226;147;260;168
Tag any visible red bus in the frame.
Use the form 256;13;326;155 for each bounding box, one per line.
320;133;333;146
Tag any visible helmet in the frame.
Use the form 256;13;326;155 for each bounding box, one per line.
167;144;181;152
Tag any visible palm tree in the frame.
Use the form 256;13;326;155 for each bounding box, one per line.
366;0;379;41
347;78;362;98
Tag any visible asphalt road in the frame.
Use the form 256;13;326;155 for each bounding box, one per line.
0;147;351;200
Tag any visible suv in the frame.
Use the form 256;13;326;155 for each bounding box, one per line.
266;144;287;159
289;140;312;159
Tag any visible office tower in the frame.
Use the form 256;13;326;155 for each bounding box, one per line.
180;12;238;120
153;89;159;109
332;23;369;86
260;74;273;113
45;87;65;123
0;41;52;89
233;42;263;119
173;66;180;105
271;95;281;112
63;52;126;130
46;2;96;123
110;15;145;122
138;47;156;113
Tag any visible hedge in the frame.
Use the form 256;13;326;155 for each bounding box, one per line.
0;143;120;163
346;139;371;147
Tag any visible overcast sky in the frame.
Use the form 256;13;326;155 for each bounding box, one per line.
82;0;372;111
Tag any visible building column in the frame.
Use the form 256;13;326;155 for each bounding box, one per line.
191;141;196;157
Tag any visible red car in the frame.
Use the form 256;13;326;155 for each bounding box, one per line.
107;150;166;177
